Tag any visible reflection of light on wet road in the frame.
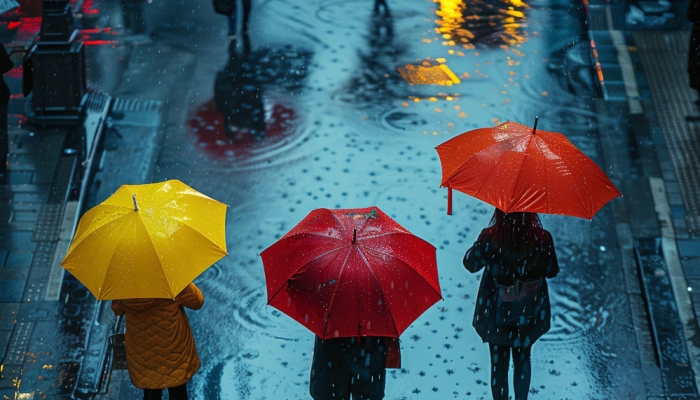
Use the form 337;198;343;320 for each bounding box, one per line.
4;18;41;47
398;59;461;86
187;99;299;160
434;0;529;49
402;0;541;127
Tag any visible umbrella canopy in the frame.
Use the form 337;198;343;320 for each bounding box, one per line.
261;207;442;339
435;120;621;219
61;180;228;300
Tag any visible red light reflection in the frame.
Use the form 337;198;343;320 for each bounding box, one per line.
188;99;298;159
82;40;118;46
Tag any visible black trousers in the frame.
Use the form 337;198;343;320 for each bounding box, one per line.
310;336;387;400
489;343;532;400
143;383;188;400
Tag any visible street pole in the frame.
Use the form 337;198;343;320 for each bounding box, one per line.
25;0;86;125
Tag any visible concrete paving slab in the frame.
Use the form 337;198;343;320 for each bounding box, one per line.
0;303;18;331
683;255;700;275
10;210;38;223
10;192;44;204
0;330;10;360
0;268;28;282
0;221;38;232
7;171;34;185
5;252;33;268
679;239;700;258
4;251;34;267
0;232;37;252
12;154;58;172
0;281;25;302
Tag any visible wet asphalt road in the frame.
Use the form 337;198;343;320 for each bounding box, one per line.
81;0;659;398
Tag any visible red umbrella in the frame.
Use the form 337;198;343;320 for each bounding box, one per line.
260;207;442;339
436;120;621;219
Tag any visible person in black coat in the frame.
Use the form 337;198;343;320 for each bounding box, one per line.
689;0;700;103
463;209;559;400
213;38;264;141
310;335;397;400
0;42;14;179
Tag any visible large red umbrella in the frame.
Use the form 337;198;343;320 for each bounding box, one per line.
436;120;621;219
260;207;442;339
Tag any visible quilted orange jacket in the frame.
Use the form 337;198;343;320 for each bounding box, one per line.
111;282;204;389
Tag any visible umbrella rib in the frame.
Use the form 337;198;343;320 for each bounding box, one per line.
355;247;400;337
471;145;512;202
95;214;166;298
357;240;442;294
441;138;500;188
537;135;593;217
123;214;172;296
359;230;409;240
169;217;228;256
505;138;535;213
266;242;348;305
67;205;131;249
550;146;599;218
75;215;133;299
438;128;495;185
534;138;552;214
321;249;353;338
441;152;480;186
326;208;372;240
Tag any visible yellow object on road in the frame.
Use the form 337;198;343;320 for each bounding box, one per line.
397;59;461;86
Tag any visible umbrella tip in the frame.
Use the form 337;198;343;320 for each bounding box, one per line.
533;116;539;133
132;194;139;212
352;228;357;243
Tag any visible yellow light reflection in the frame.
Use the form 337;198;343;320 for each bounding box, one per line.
407;93;461;103
397;60;461;86
433;0;529;49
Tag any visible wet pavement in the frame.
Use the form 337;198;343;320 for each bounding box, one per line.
0;0;700;398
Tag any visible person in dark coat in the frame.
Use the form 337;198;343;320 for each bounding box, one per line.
0;42;14;179
214;38;264;141
463;209;559;400
310;335;394;400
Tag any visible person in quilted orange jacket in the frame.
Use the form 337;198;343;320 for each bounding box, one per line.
111;282;204;400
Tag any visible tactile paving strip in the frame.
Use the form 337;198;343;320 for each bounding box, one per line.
31;204;64;242
2;321;33;365
47;156;76;205
110;98;163;127
634;31;700;232
587;5;608;31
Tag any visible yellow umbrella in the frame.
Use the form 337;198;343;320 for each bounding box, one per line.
61;180;228;300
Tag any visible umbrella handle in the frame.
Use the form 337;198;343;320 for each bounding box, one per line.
533;116;539;133
447;186;453;216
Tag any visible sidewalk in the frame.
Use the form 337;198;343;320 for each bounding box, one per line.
0;10;110;399
586;0;700;397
